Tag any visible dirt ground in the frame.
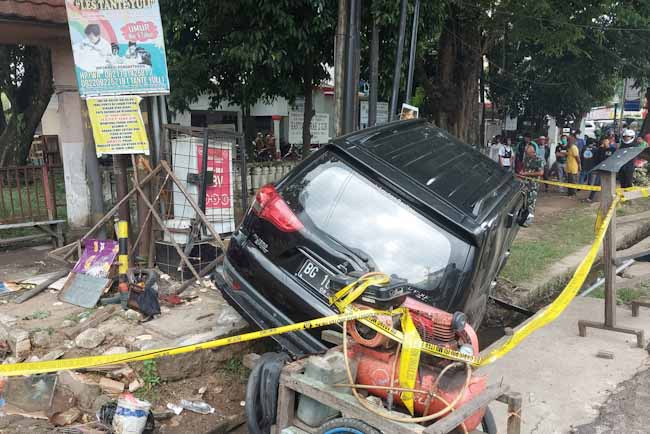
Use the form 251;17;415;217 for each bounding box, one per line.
574;364;650;434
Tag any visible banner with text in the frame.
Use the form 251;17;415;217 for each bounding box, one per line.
288;111;330;144
87;96;150;156
65;0;170;97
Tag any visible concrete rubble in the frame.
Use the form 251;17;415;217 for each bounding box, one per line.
0;270;251;431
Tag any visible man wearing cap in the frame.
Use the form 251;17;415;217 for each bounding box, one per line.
619;129;638;189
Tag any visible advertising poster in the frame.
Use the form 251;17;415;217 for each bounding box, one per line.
72;239;119;278
87;95;150;156
196;145;233;211
65;0;170;97
288;111;330;144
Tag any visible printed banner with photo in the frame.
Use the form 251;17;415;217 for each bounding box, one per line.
65;0;170;97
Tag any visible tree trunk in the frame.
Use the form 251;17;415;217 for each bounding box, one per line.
242;104;255;160
0;97;6;135
641;88;650;137
302;59;314;160
431;5;482;144
0;46;53;166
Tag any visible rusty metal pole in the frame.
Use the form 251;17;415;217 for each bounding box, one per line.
602;172;616;327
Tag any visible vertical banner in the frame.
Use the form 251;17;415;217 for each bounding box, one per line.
65;0;170;97
86;95;150;156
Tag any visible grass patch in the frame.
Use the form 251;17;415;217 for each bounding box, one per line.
501;206;597;284
589;282;650;305
221;356;249;381
135;360;161;403
23;310;50;320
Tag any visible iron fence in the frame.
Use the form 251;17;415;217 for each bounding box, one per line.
0;164;62;224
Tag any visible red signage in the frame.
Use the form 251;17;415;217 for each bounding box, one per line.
121;21;159;42
197;146;232;209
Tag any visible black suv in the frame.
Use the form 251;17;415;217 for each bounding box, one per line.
217;120;525;355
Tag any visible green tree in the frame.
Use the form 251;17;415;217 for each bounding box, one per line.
0;45;53;166
161;0;335;158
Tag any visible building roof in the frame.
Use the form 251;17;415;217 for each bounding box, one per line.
0;0;67;25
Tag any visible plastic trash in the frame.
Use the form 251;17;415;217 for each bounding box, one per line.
180;399;215;415
166;402;184;415
112;393;152;434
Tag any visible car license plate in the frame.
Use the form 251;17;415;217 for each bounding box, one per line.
297;259;331;296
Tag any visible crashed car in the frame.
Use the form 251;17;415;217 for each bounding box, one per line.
217;119;526;355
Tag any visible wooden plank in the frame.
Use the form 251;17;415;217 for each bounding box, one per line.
14;269;70;304
506;392;522;434
424;383;508;434
0;234;48;245
281;372;424;434
275;384;296;434
0;220;65;230
64;305;118;338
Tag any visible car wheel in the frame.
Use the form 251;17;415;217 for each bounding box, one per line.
316;418;382;434
480;407;497;434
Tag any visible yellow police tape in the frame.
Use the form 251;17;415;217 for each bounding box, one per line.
0;193;620;377
518;175;650;197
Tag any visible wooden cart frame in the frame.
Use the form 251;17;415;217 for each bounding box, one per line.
274;356;522;434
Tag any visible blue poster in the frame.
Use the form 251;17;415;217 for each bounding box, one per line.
65;0;170;97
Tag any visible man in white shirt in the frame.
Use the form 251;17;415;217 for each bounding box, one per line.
498;137;515;171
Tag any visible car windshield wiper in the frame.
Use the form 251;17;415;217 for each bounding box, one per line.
320;231;377;273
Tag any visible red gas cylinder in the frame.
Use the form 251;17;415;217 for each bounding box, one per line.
348;344;487;431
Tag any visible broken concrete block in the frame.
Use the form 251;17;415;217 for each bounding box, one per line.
31;330;51;348
103;346;128;355
121;309;142;322
99;377;125;395
57;371;101;412
50;407;82;426
42;350;65;361
110;366;136;382
75;328;105;349
129;379;142;392
8;329;31;361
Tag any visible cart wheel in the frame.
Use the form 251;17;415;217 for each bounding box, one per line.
316;417;382;434
480;406;497;434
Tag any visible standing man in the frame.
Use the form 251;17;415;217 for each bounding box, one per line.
522;144;545;226
566;135;581;196
587;137;615;202
555;135;569;189
580;138;598;185
619;129;638;188
498;136;515;171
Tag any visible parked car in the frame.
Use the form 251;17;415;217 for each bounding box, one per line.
583;120;597;139
217;120;527;355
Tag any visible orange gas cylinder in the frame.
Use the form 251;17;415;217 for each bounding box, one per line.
348;344;487;431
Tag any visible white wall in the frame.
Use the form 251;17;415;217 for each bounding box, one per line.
172;89;336;142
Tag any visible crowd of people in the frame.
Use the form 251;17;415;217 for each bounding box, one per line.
489;128;649;225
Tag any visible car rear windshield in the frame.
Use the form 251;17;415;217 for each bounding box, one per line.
281;153;468;291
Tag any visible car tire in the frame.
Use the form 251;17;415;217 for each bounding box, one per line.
480;407;497;434
316;418;382;434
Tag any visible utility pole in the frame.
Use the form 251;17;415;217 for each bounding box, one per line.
405;0;420;104
334;0;349;137
344;0;359;133
389;0;408;121
368;18;379;127
619;78;628;136
352;0;362;132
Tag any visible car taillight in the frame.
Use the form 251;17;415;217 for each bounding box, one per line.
252;184;304;232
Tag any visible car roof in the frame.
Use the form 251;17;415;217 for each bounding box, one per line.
329;119;520;235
